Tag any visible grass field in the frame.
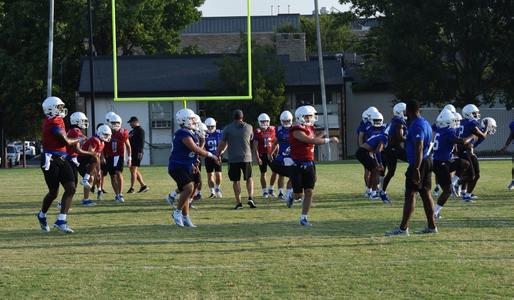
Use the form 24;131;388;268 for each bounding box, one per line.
1;161;513;299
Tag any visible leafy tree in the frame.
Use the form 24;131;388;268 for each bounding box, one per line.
300;13;356;54
342;0;514;108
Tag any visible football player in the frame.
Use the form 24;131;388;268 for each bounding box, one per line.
269;110;293;201
94;112;117;201
499;120;514;190
357;107;378;196
105;114;132;203
204;117;223;198
253;113;277;198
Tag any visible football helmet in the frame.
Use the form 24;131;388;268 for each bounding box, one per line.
436;109;454;128
97;124;112;142
42;96;67;118
443;104;457;114
462;104;480;121
105;111;117;122
453;112;463;129
258;113;271;129
108;114;122;131
204;117;216;133
70;112;89;129
481;117;497;135
370;111;384;127
280;111;293;128
295;105;318;126
176;108;196;130
393;102;407;120
365;106;379;121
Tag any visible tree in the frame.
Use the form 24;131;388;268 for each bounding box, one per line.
300;13;356;54
342;0;514;108
202;38;286;127
0;0;204;141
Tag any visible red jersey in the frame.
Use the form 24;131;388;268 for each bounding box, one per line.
105;128;129;157
42;116;67;154
289;124;315;161
254;126;276;154
81;136;104;155
66;127;84;157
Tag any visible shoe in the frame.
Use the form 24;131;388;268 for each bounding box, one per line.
215;188;222;198
90;186;96;193
56;202;62;209
247;199;257;208
80;178;92;189
433;185;441;197
268;190;276;198
53;220;74;233
415;227;438;234
385;227;409;236
193;193;202;201
368;192;380;200
182;216;197;228
234;202;243;210
101;189;108;194
189;203;196;209
127;187;135;194
508;181;514;190
115;195;125;203
37;213;50;232
469;193;478;200
379;191;391;204
208;193;216;198
82;199;97;206
300;217;312;227
462;194;474;203
138;185;150;193
434;212;442;219
166;193;176;207
278;192;284;200
452;184;462;197
172;210;184;227
286;195;294;208
262;192;269;198
97;191;104;201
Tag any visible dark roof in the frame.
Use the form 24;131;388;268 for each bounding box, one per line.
182;14;301;34
78;55;343;96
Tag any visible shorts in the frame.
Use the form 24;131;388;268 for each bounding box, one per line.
205;156;221;173
107;156;124;176
258;153;272;174
168;167;194;192
290;161;316;193
131;153;142;167
356;147;377;171
457;147;480;179
41;155;76;189
67;159;79;186
228;162;252;182
382;144;407;169
101;161;108;177
433;159;469;187
271;160;290;177
405;157;433;193
77;155;96;177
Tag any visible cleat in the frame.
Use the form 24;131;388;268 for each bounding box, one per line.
189;202;196;209
37;213;50;232
56;202;62;209
215;188;222;198
433;184;441;197
172;210;184;227
182;216;197;228
101;189;108;194
53;220;74;233
469;193;478;200
80;178;92;189
82;199;97;206
379;191;391;204
299;217;312;227
115;195;125;203
434;212;442;219
193;193;202;201
278;192;284;200
268;190;276;198
508;181;514;190
208;193;216;198
262;192;269;198
138;185;150;193
247;199;257;208
286;195;294;208
166;193;176;207
415;227;438;234
97;190;104;201
234;202;243;210
462;195;474;203
127;187;135;194
385;227;409;236
368;192;380;200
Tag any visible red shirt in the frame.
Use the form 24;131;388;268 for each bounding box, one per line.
105;128;129;157
289;124;315;161
42;117;67;154
81;136;104;155
66;127;84;157
254;126;276;154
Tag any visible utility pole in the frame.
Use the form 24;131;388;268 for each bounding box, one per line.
88;0;96;134
47;0;55;97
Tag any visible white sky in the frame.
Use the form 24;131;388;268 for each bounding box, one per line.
200;0;351;17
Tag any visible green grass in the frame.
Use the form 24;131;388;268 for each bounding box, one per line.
0;161;513;299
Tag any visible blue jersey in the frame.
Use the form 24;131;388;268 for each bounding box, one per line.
365;133;388;150
406;117;433;165
458;118;480;139
168;128;198;172
274;126;290;162
205;129;222;155
365;124;387;140
386;116;407;140
432;127;458;161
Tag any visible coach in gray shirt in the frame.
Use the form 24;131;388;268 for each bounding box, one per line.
217;109;256;209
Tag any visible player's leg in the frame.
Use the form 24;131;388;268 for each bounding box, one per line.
244;162;255;207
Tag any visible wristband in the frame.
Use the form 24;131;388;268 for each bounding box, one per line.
207;152;214;158
324;138;330;144
127;157;132;161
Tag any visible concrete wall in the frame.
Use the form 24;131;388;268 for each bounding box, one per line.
181;33;275;54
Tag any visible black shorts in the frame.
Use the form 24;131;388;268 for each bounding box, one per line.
433;159;469;186
107;156;124;176
205;157;221;173
67;159;79;186
101;161;108;177
457;147;480;179
131;153;142;167
356;147;377;171
271;160;290;177
405;158;433;193
258;153;272;174
383;144;407;169
169;167;194;192
228;162;252;182
77;155;95;177
41;155;76;189
290;162;316;193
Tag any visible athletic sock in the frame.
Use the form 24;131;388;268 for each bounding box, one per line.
451;176;459;185
262;188;267;194
301;214;308;220
435;204;442;215
170;191;177;197
38;211;46;218
210;188;215;194
278;188;283;194
57;213;67;221
83;173;90;181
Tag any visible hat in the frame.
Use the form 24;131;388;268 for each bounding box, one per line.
127;116;138;123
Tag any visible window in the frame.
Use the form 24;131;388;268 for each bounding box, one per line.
150;103;172;128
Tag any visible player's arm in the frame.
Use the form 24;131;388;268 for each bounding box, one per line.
472;126;487;139
396;125;406;142
253;139;262;164
293;130;339;145
375;142;385;171
54;129;80;147
183;136;220;164
500;131;514;152
216;139;227;157
75;144;97;158
198;134;206;149
358;132;365;147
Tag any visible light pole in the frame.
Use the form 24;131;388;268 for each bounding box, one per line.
87;0;96;134
47;0;54;97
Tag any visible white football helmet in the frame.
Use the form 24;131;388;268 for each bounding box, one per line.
365;106;380;121
443;104;457;114
204;117;216;133
295;105;318;126
97;124;112;142
108;114;122;131
105;111;117;122
436;109;454;129
453;112;463;129
42;96;67;118
175;108;196;130
258;113;271;129
462;104;480;121
393;102;407;120
280;110;293;128
70;112;89;129
370;111;384;127
361;110;369;123
481;117;497;135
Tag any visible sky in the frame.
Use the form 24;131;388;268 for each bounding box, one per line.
199;0;351;17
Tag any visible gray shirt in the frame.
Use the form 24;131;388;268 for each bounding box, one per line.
222;121;253;163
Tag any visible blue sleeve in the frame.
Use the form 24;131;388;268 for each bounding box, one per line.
376;151;383;165
413;124;425;141
51;126;62;135
510;121;514;133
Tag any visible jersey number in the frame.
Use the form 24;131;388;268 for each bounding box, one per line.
207;140;217;151
433;133;440;151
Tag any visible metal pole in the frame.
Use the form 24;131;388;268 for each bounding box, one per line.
47;0;55;97
88;0;96;135
314;0;331;160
